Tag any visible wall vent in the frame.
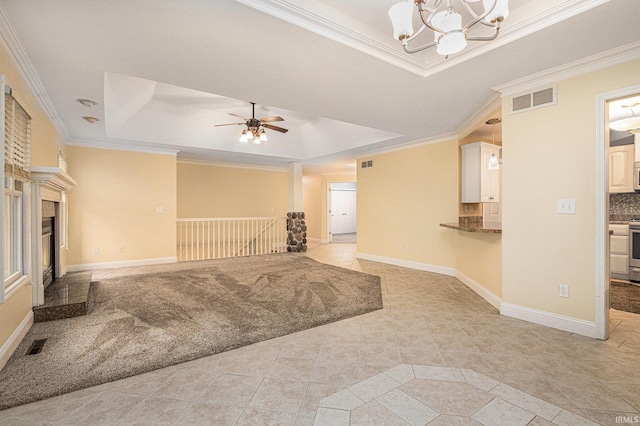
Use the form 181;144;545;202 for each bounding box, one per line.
361;160;373;168
510;85;557;114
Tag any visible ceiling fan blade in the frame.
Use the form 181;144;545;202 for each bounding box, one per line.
228;112;248;120
260;116;284;123
214;122;245;127
262;123;289;133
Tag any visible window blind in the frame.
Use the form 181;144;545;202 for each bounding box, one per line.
4;88;31;179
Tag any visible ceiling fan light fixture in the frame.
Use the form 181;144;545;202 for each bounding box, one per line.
259;131;268;142
239;131;249;142
246;129;255;140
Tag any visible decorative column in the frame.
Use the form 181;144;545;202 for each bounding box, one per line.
287;212;307;252
287;162;306;252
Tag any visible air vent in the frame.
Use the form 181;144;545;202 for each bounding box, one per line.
510;85;557;114
361;160;373;168
26;339;47;355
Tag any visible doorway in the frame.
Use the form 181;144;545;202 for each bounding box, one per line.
606;92;640;326
328;182;357;244
597;84;640;340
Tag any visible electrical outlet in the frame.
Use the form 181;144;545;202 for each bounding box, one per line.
559;284;569;298
92;246;99;254
118;245;125;253
399;244;404;252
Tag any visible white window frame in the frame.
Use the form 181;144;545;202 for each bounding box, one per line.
1;78;31;303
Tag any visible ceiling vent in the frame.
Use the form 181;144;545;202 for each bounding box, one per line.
510;85;557;114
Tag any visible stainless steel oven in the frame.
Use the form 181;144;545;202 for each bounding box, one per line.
629;220;640;281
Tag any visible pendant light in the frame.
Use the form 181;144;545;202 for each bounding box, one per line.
487;118;501;170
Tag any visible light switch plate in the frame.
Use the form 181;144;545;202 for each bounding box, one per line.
557;199;576;214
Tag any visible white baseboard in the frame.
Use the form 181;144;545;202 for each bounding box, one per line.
67;256;178;272
356;252;456;276
500;302;596;338
455;270;501;310
0;310;33;371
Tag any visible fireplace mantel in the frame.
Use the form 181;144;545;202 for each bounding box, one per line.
30;166;76;307
31;166;76;192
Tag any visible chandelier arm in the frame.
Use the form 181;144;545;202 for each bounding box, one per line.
460;0;497;31
405;24;428;43
416;3;441;34
403;40;438;54
466;24;500;41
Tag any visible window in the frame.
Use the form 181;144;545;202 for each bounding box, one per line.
2;83;31;302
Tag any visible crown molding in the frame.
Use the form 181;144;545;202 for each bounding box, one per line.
494;41;640;96
66;139;179;156
456;96;502;141
235;0;610;78
177;157;289;172
354;132;459;159
0;4;70;141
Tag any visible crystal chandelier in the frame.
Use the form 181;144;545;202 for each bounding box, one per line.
388;0;509;56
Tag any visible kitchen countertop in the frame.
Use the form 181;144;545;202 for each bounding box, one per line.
440;222;502;234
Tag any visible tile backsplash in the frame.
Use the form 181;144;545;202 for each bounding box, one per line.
610;192;640;221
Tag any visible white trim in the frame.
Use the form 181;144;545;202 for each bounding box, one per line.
0;4;70;140
594;84;640;340
457;96;502;141
356;132;459;159
500;302;596;339
455;270;501;310
236;0;610;78
178;158;289;172
67;256;178;272
3;274;29;301
356;252;455;277
30;167;77;192
0;309;33;371
494;41;640;96
66;139;179;157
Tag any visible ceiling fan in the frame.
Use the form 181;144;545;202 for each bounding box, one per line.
215;102;288;144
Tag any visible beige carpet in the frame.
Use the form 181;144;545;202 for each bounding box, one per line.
0;253;382;410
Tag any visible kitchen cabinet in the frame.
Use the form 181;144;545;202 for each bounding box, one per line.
461;142;500;203
610;223;629;279
609;144;634;193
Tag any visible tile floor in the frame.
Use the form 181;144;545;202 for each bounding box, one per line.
1;242;640;425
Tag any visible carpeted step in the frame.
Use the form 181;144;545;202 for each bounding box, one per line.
32;271;93;322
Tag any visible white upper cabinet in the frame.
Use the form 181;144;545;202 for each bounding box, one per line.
609;144;634;193
461;142;501;203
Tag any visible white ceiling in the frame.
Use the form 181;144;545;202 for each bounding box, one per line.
0;0;639;174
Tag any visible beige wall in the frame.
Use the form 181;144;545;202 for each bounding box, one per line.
502;58;640;322
303;175;322;241
357;141;458;267
177;162;289;218
0;43;65;355
0;44;60;168
455;232;502;298
67;146;177;266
